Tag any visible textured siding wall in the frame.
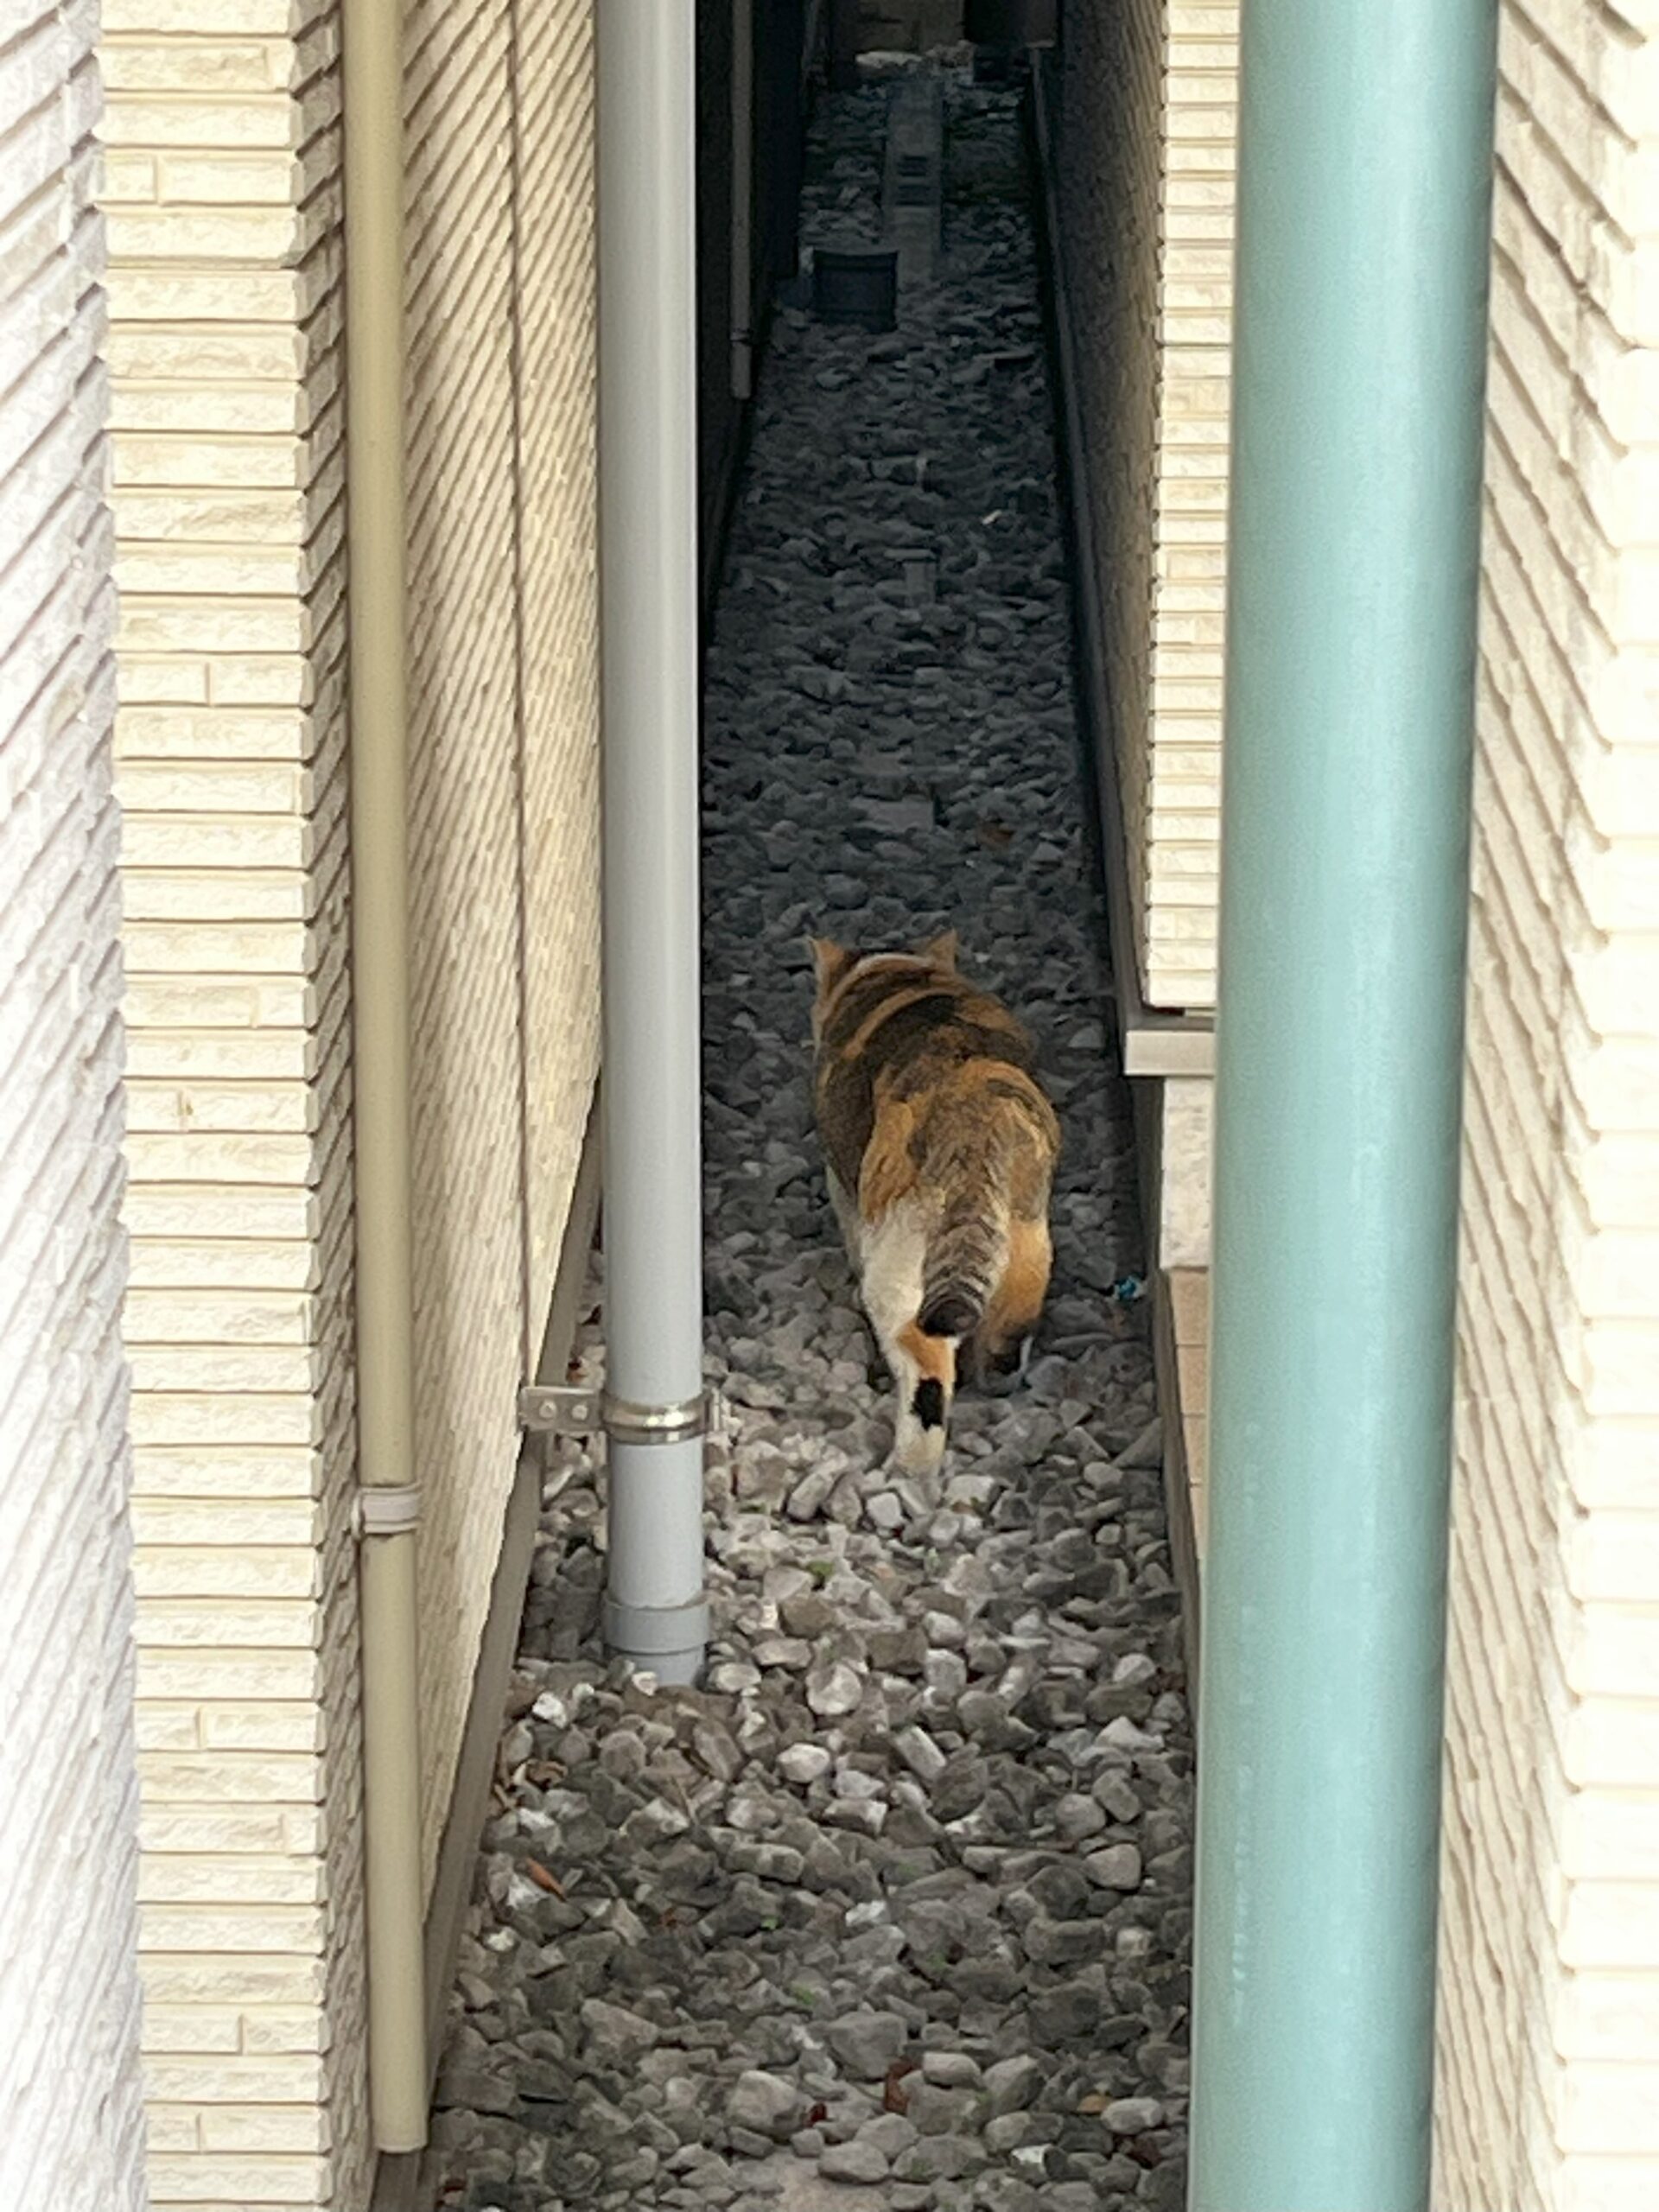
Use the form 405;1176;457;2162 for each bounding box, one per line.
403;0;601;1885
101;0;371;2199
1053;0;1235;1012
515;3;602;1325
102;0;601;2196
1;8;149;2206
1053;0;1160;1007
1434;3;1659;2205
403;0;526;1878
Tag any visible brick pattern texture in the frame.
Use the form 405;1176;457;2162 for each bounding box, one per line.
1434;4;1659;2207
100;0;600;2200
102;0;371;2196
1053;0;1236;1012
0;3;149;2205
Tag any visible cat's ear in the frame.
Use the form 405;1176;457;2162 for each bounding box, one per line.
807;936;855;994
915;928;958;972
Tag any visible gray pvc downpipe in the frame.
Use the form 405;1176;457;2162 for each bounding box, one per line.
595;0;711;1686
1189;2;1499;2206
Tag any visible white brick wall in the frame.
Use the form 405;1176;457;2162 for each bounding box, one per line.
101;1;371;2200
100;0;601;2195
0;3;149;2204
1434;3;1659;2203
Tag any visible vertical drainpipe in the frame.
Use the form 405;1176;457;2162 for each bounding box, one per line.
343;0;427;2154
596;0;712;1687
1189;3;1498;2208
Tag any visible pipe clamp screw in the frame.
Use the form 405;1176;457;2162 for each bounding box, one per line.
517;1383;601;1434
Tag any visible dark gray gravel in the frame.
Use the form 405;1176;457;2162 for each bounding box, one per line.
424;58;1192;2212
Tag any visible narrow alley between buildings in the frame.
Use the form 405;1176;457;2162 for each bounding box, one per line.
426;58;1192;2212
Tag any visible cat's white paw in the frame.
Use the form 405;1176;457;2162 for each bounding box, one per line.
891;1418;947;1476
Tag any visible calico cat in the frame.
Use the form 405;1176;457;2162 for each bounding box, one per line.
810;930;1061;1471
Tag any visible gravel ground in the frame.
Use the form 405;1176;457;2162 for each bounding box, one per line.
424;60;1193;2212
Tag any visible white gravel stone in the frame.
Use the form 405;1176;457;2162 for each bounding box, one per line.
824;2009;908;2081
858;2112;918;2159
983;2054;1043;2116
730;2070;801;2138
1104;2096;1166;2135
820;2138;891;2184
1085;1842;1144;1890
832;1765;885;1802
805;1659;863;1717
1054;1791;1107;1840
892;1725;947;1784
921;2051;982;2088
779;1742;831;1784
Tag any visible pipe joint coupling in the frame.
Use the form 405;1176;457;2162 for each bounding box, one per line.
602;1591;712;1663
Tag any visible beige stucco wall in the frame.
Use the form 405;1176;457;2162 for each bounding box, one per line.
1053;1;1236;1014
100;0;599;2199
2;7;150;2204
1433;3;1659;2204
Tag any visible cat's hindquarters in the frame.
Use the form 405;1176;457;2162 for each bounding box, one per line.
861;1169;1049;1475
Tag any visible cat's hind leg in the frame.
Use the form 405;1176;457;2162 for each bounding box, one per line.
827;1167;888;1386
861;1205;956;1474
969;1214;1051;1395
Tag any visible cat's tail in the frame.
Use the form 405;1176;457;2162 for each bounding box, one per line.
918;1195;1007;1342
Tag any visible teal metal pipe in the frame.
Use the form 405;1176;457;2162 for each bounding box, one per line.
1189;3;1498;2208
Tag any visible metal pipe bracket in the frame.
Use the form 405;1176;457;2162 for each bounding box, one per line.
517;1382;728;1446
354;1484;423;1539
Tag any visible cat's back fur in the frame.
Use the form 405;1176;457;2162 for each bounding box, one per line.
810;931;1060;1471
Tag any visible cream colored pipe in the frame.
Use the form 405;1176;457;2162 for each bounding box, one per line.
342;0;427;2155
